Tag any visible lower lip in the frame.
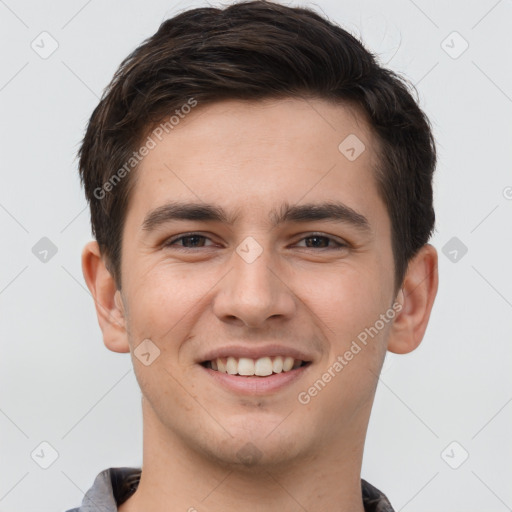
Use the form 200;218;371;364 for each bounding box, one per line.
201;363;311;395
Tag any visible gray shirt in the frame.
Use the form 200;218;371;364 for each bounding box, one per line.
65;467;395;512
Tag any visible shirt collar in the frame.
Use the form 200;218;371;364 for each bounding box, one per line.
70;467;395;512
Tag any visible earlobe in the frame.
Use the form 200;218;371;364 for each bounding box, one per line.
81;240;130;354
387;243;439;355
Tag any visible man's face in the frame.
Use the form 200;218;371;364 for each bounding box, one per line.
118;97;397;467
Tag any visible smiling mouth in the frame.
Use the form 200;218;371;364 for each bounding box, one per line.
200;356;311;377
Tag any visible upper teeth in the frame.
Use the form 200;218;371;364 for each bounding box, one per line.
209;356;303;376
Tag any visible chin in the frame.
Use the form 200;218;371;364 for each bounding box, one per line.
200;421;308;470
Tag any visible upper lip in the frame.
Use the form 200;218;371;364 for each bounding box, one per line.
198;344;313;364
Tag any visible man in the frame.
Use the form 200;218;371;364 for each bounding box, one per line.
67;1;438;510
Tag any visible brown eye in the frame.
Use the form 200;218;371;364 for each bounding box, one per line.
296;234;348;249
163;233;213;249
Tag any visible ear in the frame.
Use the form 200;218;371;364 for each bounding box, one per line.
81;240;130;353
387;243;438;354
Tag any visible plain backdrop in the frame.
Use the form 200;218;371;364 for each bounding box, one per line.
0;0;511;511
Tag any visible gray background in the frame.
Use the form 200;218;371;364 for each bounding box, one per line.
0;0;511;510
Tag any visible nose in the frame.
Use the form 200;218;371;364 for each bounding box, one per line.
212;242;296;329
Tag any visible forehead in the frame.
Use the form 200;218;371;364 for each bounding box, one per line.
127;97;386;229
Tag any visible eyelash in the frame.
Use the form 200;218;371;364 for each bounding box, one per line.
162;232;349;251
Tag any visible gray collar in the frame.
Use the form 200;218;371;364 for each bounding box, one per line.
66;467;395;512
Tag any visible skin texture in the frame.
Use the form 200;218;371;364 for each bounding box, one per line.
82;97;438;512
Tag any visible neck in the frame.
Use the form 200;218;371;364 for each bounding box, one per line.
119;400;369;512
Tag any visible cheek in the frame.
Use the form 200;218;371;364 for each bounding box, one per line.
300;263;391;405
297;261;387;342
123;263;205;342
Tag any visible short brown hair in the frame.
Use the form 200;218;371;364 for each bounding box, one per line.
78;0;436;294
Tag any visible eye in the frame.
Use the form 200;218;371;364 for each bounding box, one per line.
294;233;348;250
163;233;215;249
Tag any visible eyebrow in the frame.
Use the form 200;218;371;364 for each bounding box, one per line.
142;200;371;233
